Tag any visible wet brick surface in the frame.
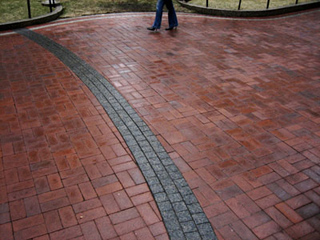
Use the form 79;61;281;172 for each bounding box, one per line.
1;10;320;240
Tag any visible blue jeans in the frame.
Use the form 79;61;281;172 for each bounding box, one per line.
152;0;178;29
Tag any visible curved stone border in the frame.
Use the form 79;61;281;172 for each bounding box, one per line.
177;0;320;17
15;28;218;240
0;5;63;31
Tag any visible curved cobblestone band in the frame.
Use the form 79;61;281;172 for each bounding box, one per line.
16;28;217;240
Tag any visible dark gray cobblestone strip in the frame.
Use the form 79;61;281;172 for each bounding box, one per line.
16;28;217;240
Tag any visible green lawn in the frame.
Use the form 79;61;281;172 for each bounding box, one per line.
0;0;51;23
0;0;318;24
59;0;159;18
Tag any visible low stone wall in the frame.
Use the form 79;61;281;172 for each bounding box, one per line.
0;5;63;31
177;0;320;17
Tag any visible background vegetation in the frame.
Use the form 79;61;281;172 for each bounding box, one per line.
0;0;318;24
1;0;50;23
59;0;160;18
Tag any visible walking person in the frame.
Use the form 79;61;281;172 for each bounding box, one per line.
147;0;178;31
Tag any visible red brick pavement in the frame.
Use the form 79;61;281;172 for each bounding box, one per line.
0;27;167;240
1;10;320;240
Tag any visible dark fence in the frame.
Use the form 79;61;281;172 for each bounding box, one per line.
26;0;56;18
204;0;301;9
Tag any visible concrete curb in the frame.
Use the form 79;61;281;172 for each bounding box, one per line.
0;5;63;31
177;0;320;17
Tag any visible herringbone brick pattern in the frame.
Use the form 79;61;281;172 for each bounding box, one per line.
1;10;320;240
0;32;167;240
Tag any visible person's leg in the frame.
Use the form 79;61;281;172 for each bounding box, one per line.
152;0;165;29
165;0;178;29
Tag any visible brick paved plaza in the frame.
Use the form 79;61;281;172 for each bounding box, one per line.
0;9;320;240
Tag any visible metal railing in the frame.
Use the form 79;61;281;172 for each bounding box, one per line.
204;0;300;9
26;0;56;19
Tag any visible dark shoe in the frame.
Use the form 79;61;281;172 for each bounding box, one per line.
147;27;158;31
165;26;177;31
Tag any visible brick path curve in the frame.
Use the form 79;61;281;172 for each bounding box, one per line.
0;10;320;240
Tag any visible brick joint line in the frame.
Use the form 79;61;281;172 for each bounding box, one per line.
15;28;218;240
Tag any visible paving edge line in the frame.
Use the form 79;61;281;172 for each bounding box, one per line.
178;0;320;17
15;28;218;240
0;5;63;31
